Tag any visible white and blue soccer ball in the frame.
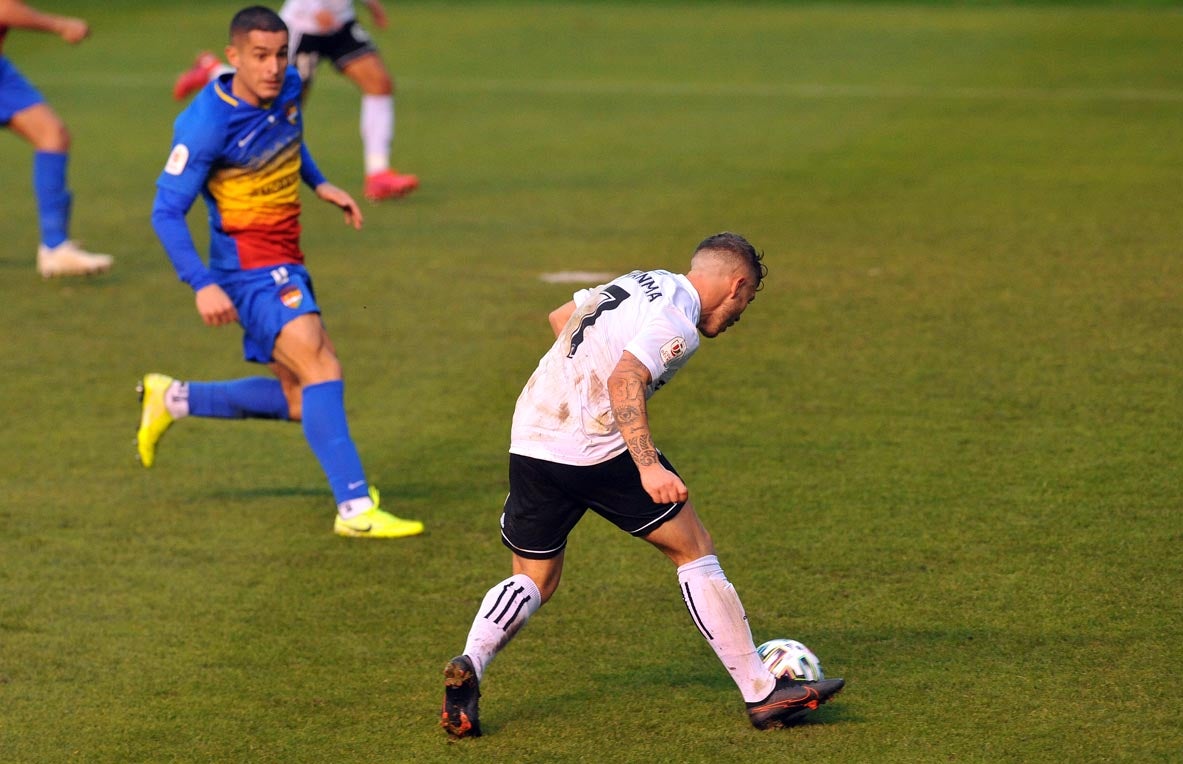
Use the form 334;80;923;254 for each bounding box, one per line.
756;638;825;681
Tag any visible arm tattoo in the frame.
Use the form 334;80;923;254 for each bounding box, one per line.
626;435;659;466
608;354;660;468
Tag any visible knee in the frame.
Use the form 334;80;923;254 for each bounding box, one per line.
39;119;70;152
295;350;343;387
367;73;393;95
514;557;563;604
17;106;70;152
355;62;393;95
317;356;344;383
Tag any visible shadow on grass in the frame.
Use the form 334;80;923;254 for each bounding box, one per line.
480;659;861;737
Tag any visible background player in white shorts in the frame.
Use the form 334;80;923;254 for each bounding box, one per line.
440;233;845;737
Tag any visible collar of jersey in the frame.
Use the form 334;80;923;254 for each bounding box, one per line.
214;81;239;107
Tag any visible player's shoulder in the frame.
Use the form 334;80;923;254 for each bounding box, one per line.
616;269;685;301
625;270;700;327
175;77;234;131
282;65;302;95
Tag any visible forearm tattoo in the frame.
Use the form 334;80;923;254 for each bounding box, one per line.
609;361;659;467
625;434;659;466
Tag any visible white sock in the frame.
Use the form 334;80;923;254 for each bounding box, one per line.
677;555;775;702
463;573;542;681
360;94;394;175
337;494;374;519
165;381;190;419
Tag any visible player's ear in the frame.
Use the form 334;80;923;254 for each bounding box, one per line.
224;43;240;69
728;273;748;300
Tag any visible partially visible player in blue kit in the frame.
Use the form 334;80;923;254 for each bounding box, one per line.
141;5;422;539
0;0;113;277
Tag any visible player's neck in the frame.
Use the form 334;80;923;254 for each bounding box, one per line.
230;76;271;109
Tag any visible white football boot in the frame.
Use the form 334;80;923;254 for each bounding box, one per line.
37;240;114;278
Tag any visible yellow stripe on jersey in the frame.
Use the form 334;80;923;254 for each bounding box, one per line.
213;81;238;107
209;141;302;219
208;141;304;266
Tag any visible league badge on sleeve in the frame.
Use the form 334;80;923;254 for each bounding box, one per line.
164;144;190;175
659;336;686;366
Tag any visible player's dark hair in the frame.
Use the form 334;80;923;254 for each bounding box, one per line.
695;232;767;291
230;5;288;41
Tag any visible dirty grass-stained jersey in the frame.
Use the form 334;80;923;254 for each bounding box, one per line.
511;269;702;467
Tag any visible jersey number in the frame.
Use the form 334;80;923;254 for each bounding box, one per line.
567;285;631;358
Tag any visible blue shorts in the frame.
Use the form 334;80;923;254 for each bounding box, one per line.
216;264;321;364
0;57;46;125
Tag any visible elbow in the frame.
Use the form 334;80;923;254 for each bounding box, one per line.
149;204;167;235
150;192;185;238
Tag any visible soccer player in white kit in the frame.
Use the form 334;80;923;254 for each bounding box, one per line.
173;0;416;202
440;233;845;737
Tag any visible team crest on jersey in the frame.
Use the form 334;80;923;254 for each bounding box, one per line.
659;336;687;366
279;285;304;309
285;103;298;125
164;144;189;175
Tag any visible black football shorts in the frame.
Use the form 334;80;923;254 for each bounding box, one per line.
500;451;686;560
292;20;379;81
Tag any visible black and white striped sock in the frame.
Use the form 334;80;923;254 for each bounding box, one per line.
463;573;542;681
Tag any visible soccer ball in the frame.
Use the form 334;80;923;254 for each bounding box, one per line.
756;638;825;681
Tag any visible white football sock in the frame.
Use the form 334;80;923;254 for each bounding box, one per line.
336;494;374;519
360;94;393;175
165;381;190;419
463;573;542;680
677;555;775;702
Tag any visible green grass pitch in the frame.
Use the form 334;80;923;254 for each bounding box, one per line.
1;1;1180;761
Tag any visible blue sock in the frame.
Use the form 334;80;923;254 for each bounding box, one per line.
188;378;290;420
301;380;368;505
33;151;71;248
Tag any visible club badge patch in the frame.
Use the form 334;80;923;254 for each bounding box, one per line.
280;285;304;309
659;336;687;366
164;144;189;176
286;103;299;125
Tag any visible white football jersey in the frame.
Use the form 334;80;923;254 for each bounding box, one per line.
279;0;356;35
510;269;702;466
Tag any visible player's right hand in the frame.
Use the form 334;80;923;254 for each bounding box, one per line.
57;18;89;44
367;0;389;29
195;284;238;327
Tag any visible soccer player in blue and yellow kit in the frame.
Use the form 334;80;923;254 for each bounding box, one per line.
141;5;422;539
0;0;113;277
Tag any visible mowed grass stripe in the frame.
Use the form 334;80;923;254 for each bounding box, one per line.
23;70;1183;103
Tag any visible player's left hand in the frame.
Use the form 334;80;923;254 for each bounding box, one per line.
314;10;336;33
315;182;363;230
